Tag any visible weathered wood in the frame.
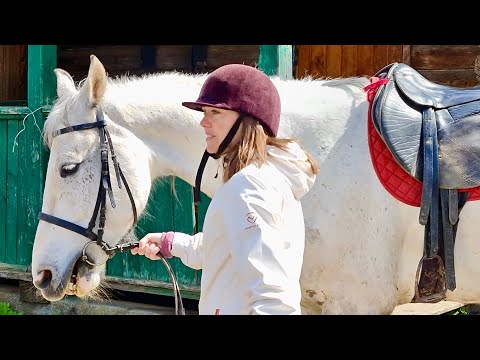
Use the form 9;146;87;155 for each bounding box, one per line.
341;45;358;77
402;45;411;65
0;106;39;117
308;45;327;78
295;45;313;78
0;263;31;281
373;45;389;74
418;69;478;88
357;45;374;77
278;46;293;80
387;45;403;66
0;119;6;262
192;45;208;73
206;45;259;73
0;45;27;103
411;45;480;70
258;45;278;76
6;120;18;264
0;264;200;300
325;45;342;79
296;45;406;80
475;55;480;83
16;46;57;268
58;45;143;79
156;45;192;71
106;275;200;299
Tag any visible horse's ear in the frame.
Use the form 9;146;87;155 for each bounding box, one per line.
54;69;76;98
80;55;108;107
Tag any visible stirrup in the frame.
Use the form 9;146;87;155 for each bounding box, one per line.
413;254;447;303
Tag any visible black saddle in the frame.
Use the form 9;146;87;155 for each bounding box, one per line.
371;63;480;302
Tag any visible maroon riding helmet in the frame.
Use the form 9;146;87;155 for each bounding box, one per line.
182;63;281;137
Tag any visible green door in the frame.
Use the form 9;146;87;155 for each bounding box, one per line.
0;45;56;276
0;45;293;300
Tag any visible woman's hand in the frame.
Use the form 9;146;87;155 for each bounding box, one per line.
131;232;174;260
131;233;164;260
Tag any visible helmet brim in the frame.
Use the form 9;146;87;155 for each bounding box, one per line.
182;101;232;112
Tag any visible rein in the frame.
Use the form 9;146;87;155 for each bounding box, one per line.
37;107;185;315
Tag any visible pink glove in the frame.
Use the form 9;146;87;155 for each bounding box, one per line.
159;231;175;258
131;231;175;259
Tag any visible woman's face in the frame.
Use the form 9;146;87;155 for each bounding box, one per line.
200;106;241;154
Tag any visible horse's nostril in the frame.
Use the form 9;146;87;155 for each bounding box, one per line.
34;270;52;290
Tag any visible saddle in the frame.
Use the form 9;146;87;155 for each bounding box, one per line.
369;63;480;302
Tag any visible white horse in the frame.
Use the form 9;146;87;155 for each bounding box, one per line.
30;55;480;315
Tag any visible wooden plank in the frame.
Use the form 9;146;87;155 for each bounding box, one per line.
0;119;6;262
57;45;143;80
156;45;192;72
309;45;327;78
258;45;278;76
411;45;480;70
402;45;411;65
206;45;259;72
0;263;201;300
143;179;175;283
357;45;374;77
373;45;389;74
341;45;358;77
418;69;478;88
295;45;312;79
22;46;57;267
17;110;29;265
6;119;18;264
278;45;293;80
325;45;342;79
0;106;39;117
392;301;464;315
172;178;200;286
387;45;403;65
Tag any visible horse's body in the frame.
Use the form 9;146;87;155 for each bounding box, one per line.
31;55;480;314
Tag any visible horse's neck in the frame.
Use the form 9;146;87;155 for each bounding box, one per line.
103;98;222;198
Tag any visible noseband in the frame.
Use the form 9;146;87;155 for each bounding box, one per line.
37;107;185;315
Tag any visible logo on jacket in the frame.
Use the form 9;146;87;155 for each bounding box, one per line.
245;212;259;229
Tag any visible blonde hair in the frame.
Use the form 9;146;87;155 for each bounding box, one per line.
221;116;319;182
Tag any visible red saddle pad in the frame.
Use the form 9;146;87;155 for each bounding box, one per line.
364;77;480;207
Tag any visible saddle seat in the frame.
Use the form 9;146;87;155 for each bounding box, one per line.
370;62;480;302
372;63;480;190
396;64;480;108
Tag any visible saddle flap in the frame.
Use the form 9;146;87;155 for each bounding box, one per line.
371;64;423;180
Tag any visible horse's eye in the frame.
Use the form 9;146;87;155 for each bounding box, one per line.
60;164;79;178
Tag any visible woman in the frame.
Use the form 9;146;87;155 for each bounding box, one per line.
131;64;318;315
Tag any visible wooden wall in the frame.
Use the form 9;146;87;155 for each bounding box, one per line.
295;45;407;79
0;45;477;105
295;45;480;88
0;45;27;104
57;45;260;81
409;45;480;87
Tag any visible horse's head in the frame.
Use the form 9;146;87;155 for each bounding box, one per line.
31;55;152;301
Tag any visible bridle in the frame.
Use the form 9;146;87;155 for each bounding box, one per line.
37;107;185;315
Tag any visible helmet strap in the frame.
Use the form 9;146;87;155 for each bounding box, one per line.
192;114;245;233
209;114;245;159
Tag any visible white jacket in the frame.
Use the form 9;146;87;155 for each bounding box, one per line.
171;142;316;314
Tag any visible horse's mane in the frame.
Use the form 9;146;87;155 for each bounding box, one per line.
42;70;369;148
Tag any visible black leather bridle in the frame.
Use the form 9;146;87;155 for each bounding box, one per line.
37;107;185;315
38;107;138;259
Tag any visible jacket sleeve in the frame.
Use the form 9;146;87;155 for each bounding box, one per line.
223;173;297;314
170;232;204;270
